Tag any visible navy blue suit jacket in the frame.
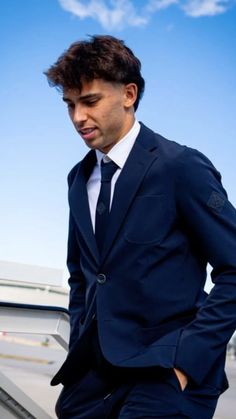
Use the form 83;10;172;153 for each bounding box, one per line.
52;123;236;392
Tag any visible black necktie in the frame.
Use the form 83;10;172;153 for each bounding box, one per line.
95;160;118;252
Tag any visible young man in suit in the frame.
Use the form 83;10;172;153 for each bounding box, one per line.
45;35;236;418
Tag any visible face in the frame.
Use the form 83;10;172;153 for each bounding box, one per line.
63;79;137;154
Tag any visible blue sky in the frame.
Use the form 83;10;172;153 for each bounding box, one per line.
1;0;235;286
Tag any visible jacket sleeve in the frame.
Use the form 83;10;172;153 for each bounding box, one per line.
66;167;86;348
174;148;236;385
67;211;86;348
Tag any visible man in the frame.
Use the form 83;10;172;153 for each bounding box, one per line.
45;35;236;418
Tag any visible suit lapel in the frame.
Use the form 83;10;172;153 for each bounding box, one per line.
69;150;100;264
101;124;159;262
68;124;159;265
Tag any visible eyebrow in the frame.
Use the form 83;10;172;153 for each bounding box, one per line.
62;93;102;103
62;97;72;103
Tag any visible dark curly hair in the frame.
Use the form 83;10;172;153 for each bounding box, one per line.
44;35;145;111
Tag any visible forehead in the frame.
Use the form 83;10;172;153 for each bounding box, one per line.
63;79;122;100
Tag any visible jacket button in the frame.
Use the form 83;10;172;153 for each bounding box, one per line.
97;273;106;284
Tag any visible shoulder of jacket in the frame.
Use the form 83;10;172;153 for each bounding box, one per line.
67;162;81;185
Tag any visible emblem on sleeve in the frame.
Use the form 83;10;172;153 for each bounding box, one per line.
207;191;225;212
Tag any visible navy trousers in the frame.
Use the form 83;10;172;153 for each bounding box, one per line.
55;365;219;418
55;322;219;418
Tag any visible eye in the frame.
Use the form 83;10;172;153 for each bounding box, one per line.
83;95;102;107
85;99;98;106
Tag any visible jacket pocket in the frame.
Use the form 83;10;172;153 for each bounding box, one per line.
125;195;171;244
140;314;196;347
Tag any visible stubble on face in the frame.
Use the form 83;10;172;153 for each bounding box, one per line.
63;79;136;153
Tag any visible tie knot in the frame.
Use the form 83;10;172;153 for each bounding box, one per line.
100;160;118;182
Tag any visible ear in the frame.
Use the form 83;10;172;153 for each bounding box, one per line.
123;83;138;109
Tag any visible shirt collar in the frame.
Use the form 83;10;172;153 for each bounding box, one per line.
96;120;140;169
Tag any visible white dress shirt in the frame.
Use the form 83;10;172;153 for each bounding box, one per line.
87;120;141;232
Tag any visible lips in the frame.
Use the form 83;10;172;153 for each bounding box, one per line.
79;127;97;141
80;128;94;134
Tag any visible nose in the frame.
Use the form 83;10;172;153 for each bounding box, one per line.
72;104;88;127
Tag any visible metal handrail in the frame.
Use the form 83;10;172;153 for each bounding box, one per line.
0;302;70;350
0;300;69;313
0;302;70;418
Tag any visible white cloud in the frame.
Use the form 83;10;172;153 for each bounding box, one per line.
58;0;148;30
146;0;179;13
58;0;234;30
181;0;231;17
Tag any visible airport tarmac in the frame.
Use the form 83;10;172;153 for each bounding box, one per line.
0;333;235;418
